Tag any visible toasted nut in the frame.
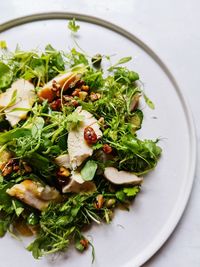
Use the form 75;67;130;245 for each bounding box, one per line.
81;85;89;92
2;165;13;176
105;198;116;208
98;117;105;125
13;164;20;172
96;194;104;209
103;144;112;154
50;99;62;111
72;88;81;97
57;167;70;177
90;92;101;101
71;100;79;107
63;95;73;102
80;239;89;249
23;163;32;173
78;91;88;101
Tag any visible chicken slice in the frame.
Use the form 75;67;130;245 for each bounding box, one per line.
68;106;102;170
62;170;96;193
6;180;60;211
0;79;35;126
55;154;71;169
104;167;143;185
38;72;81;102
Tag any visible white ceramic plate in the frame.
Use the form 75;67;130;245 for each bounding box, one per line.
0;13;196;267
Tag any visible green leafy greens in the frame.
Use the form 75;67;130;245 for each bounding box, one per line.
0;20;162;262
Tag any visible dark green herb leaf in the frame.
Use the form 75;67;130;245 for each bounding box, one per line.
0;62;13;90
0;128;31;145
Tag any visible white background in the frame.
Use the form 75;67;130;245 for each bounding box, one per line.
0;1;199;266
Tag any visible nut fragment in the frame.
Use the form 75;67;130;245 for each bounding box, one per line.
90;92;101;102
80;239;89;249
81;85;89;92
105;198;116;208
78;91;88;101
72;88;81;97
103;144;112;154
50;99;62;111
57;166;70;177
95;194;104;209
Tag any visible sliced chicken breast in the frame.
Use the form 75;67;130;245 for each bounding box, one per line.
68;106;102;170
62;170;96;193
0;79;35;126
6;180;60;211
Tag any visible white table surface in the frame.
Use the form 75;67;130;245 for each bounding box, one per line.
0;1;199;266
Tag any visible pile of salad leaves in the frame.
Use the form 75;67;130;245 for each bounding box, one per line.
0;19;161;260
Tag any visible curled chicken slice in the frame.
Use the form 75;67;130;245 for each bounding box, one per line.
68;106;102;170
6;180;60;211
62;171;96;193
104;167;143;185
38;72;81;102
0;79;35;126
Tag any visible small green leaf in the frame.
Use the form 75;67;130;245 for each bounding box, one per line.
27;213;39;225
116;190;126;202
143;93;155;109
12;200;24;217
0;220;9;237
108;56;132;71
81;160;97;181
117;56;132;65
0;62;13;90
0;41;7;49
68;18;80;33
66;112;84;130
75;240;85;252
31;117;45;137
123;186;140;197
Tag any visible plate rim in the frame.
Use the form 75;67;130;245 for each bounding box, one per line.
0;12;197;267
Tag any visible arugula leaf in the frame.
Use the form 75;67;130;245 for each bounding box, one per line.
68;18;80;33
0;62;13;90
81;160;98;181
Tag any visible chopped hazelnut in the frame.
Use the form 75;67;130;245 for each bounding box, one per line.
81;85;89;92
90;92;101;101
78;91;88;101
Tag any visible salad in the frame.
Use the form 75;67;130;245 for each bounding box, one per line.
0;20;161;260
